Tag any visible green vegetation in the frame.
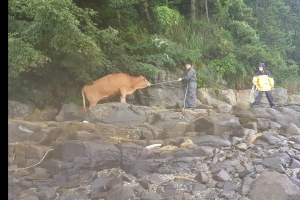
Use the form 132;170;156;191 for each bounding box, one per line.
8;0;300;107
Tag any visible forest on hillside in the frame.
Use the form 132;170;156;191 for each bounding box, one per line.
8;0;300;108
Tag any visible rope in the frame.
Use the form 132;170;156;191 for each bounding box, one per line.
250;84;258;103
150;80;181;86
8;149;53;173
250;84;268;104
150;79;192;122
147;96;179;103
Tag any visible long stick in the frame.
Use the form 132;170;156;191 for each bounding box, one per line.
151;80;192;122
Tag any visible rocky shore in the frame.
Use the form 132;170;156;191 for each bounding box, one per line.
8;87;300;200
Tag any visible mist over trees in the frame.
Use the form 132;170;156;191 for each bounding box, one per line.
8;0;300;107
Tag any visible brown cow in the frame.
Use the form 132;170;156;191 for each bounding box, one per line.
81;73;151;114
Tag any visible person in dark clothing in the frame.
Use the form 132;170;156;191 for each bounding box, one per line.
178;62;197;108
252;63;275;108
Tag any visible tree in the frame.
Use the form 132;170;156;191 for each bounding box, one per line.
191;0;196;22
8;0;108;105
9;0;108;80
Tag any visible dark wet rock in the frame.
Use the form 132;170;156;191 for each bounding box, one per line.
192;135;232;147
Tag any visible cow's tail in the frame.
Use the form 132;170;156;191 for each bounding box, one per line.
81;87;87;114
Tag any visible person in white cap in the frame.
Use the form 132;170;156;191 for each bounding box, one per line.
251;63;275;108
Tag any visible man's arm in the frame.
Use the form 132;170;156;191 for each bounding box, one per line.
182;68;195;82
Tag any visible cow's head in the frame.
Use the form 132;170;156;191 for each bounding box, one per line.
137;75;151;88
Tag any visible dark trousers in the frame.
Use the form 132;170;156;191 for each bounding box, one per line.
254;90;275;107
185;82;197;108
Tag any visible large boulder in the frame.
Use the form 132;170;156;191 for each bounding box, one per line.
249;171;300;200
196;88;226;106
86;103;152;128
53;140;121;171
194;113;242;135
273;88;288;106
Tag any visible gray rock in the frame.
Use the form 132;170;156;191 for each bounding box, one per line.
141;193;163;200
86;103;152;128
290;159;300;169
290;177;300;187
194;113;242;135
7;97;300;200
239;176;254;195
212;169;231;182
262;157;286;168
55;103;85;122
279;123;300;136
194;172;209;184
192;135;232;147
8;100;35;119
249;171;300;200
293;143;300;150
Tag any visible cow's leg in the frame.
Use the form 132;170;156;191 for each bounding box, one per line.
89;101;97;108
120;96;126;103
119;88;127;103
86;95;100;110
